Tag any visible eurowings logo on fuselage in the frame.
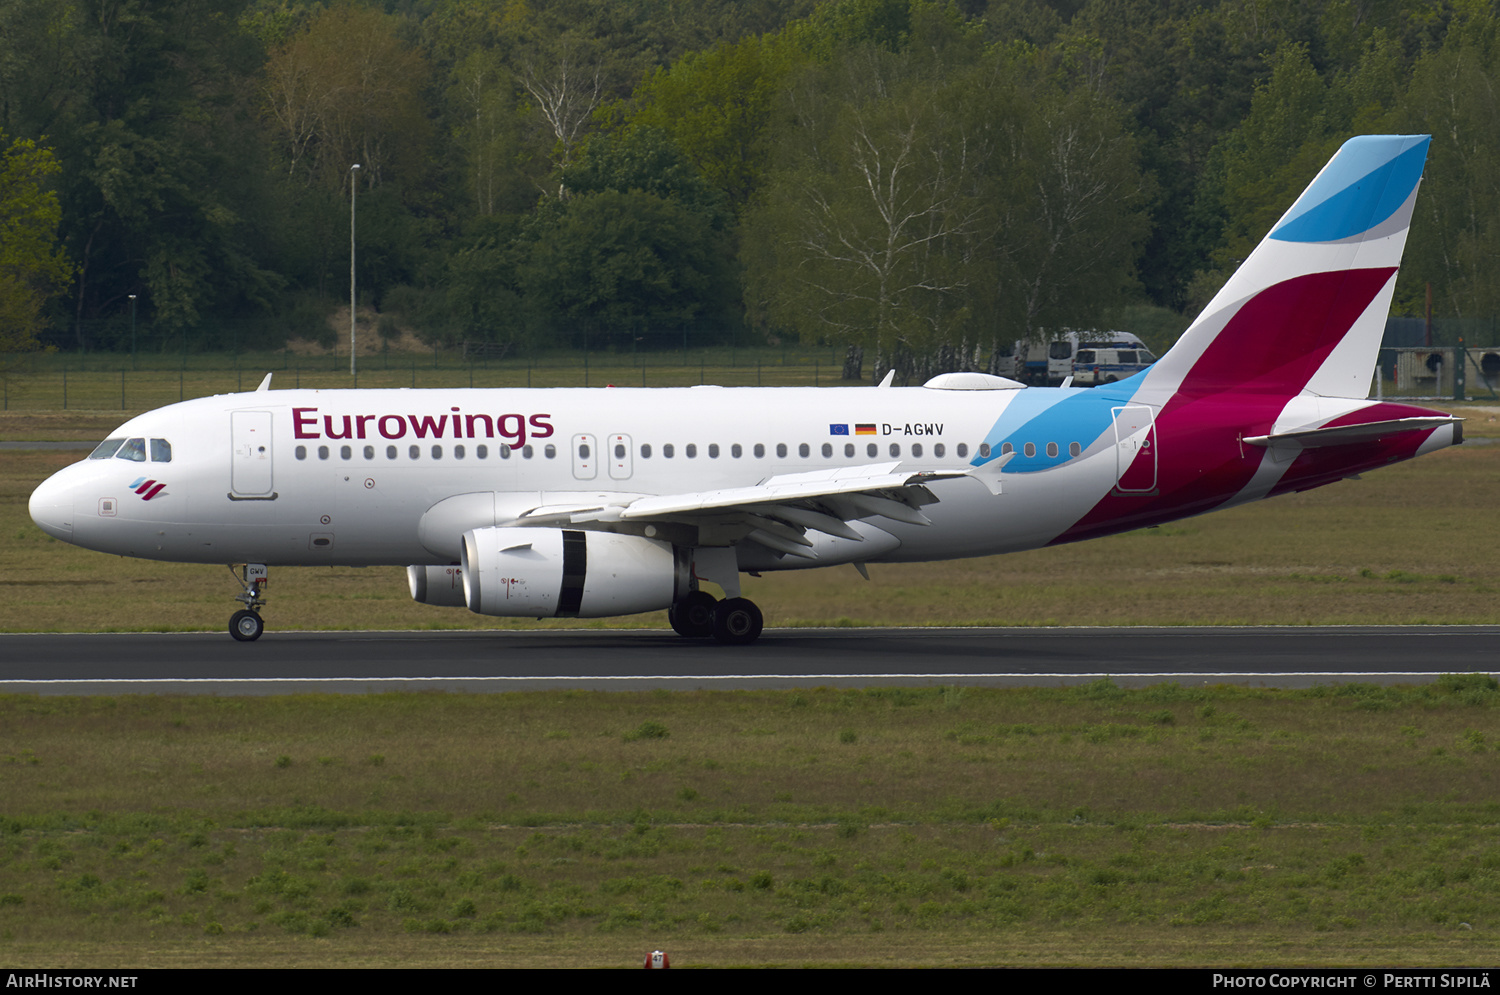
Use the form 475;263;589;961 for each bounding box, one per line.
129;477;166;501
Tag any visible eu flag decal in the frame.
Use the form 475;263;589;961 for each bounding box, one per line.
830;424;849;436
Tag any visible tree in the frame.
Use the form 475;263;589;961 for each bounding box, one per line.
522;188;736;350
264;4;432;190
744;36;1148;381
516;31;605;170
746;58;984;381
0;131;70;352
627;32;809;210
1393;16;1500;319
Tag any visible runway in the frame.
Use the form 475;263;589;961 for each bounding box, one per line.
2;625;1493;694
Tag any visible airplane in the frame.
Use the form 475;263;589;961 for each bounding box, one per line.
29;134;1461;645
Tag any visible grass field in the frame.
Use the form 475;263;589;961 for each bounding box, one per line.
1;393;1498;967
1;682;1498;967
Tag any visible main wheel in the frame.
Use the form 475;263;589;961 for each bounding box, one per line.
712;598;763;645
668;591;718;638
230;609;264;642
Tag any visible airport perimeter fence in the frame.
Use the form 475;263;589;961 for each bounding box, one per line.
6;338;1498;414
0;344;857;412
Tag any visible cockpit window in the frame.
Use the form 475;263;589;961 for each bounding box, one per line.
89;438;125;460
150;438;172;462
116;438;147;462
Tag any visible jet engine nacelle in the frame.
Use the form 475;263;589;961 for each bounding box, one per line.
407;564;467;607
460;527;684;618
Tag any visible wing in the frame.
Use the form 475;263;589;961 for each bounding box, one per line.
504;454;1015;561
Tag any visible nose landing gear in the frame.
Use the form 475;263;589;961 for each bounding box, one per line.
228;563;268;641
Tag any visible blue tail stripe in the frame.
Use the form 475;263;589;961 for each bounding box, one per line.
1270;137;1429;244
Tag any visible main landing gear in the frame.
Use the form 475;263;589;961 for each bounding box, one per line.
228;563;268;641
669;591;764;645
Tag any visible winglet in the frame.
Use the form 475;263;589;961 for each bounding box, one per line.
255;373;273;393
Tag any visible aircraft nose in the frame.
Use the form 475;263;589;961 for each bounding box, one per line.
29;473;74;540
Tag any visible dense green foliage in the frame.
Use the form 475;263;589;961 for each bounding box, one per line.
2;0;1498;375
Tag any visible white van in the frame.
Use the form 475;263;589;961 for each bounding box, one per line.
1072;344;1158;384
995;330;1149;385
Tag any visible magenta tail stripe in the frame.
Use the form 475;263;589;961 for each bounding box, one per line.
1178;268;1396;396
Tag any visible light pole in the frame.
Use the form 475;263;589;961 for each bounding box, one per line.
349;163;360;376
128;294;137;368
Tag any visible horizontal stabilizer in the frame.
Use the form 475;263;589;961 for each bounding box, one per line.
1244;417;1462;449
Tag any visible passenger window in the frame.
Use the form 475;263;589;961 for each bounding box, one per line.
753;444;765;458
731;444;742;458
364;445;375;459
685;444;697;458
522;445;534;459
957;443;968;458
709;444;720;458
775;443;787;458
341;445;352;460
641;444;652;458
663;444;674;458
1046;442;1058;458
912;443;923;458
295;446;307;460
117;438;147;462
979;444;992;458
822;443;833;458
867;443;877;458
614;443;626;458
319;446;330;460
150;439;172;462
1000;443;1012;456
844;443;854;457
934;443;945;458
1069;442;1081;457
889;443;901;457
387;445;398;459
544;445;556;459
432;445;443;459
477;445;488;459
499;444;511;459
455;445;465;459
1024;443;1036;457
800;443;811;458
89;438;125;460
409;445;420;460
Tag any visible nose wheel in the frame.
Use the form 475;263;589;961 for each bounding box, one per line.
227;563;268;641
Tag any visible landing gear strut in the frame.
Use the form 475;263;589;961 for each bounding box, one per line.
668;591;764;645
228;563;268;641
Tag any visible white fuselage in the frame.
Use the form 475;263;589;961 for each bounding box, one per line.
30;383;1144;569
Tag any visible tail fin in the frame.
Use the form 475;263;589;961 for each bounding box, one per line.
1140;135;1430;400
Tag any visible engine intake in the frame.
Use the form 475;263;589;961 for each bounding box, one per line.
460;527;684;618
